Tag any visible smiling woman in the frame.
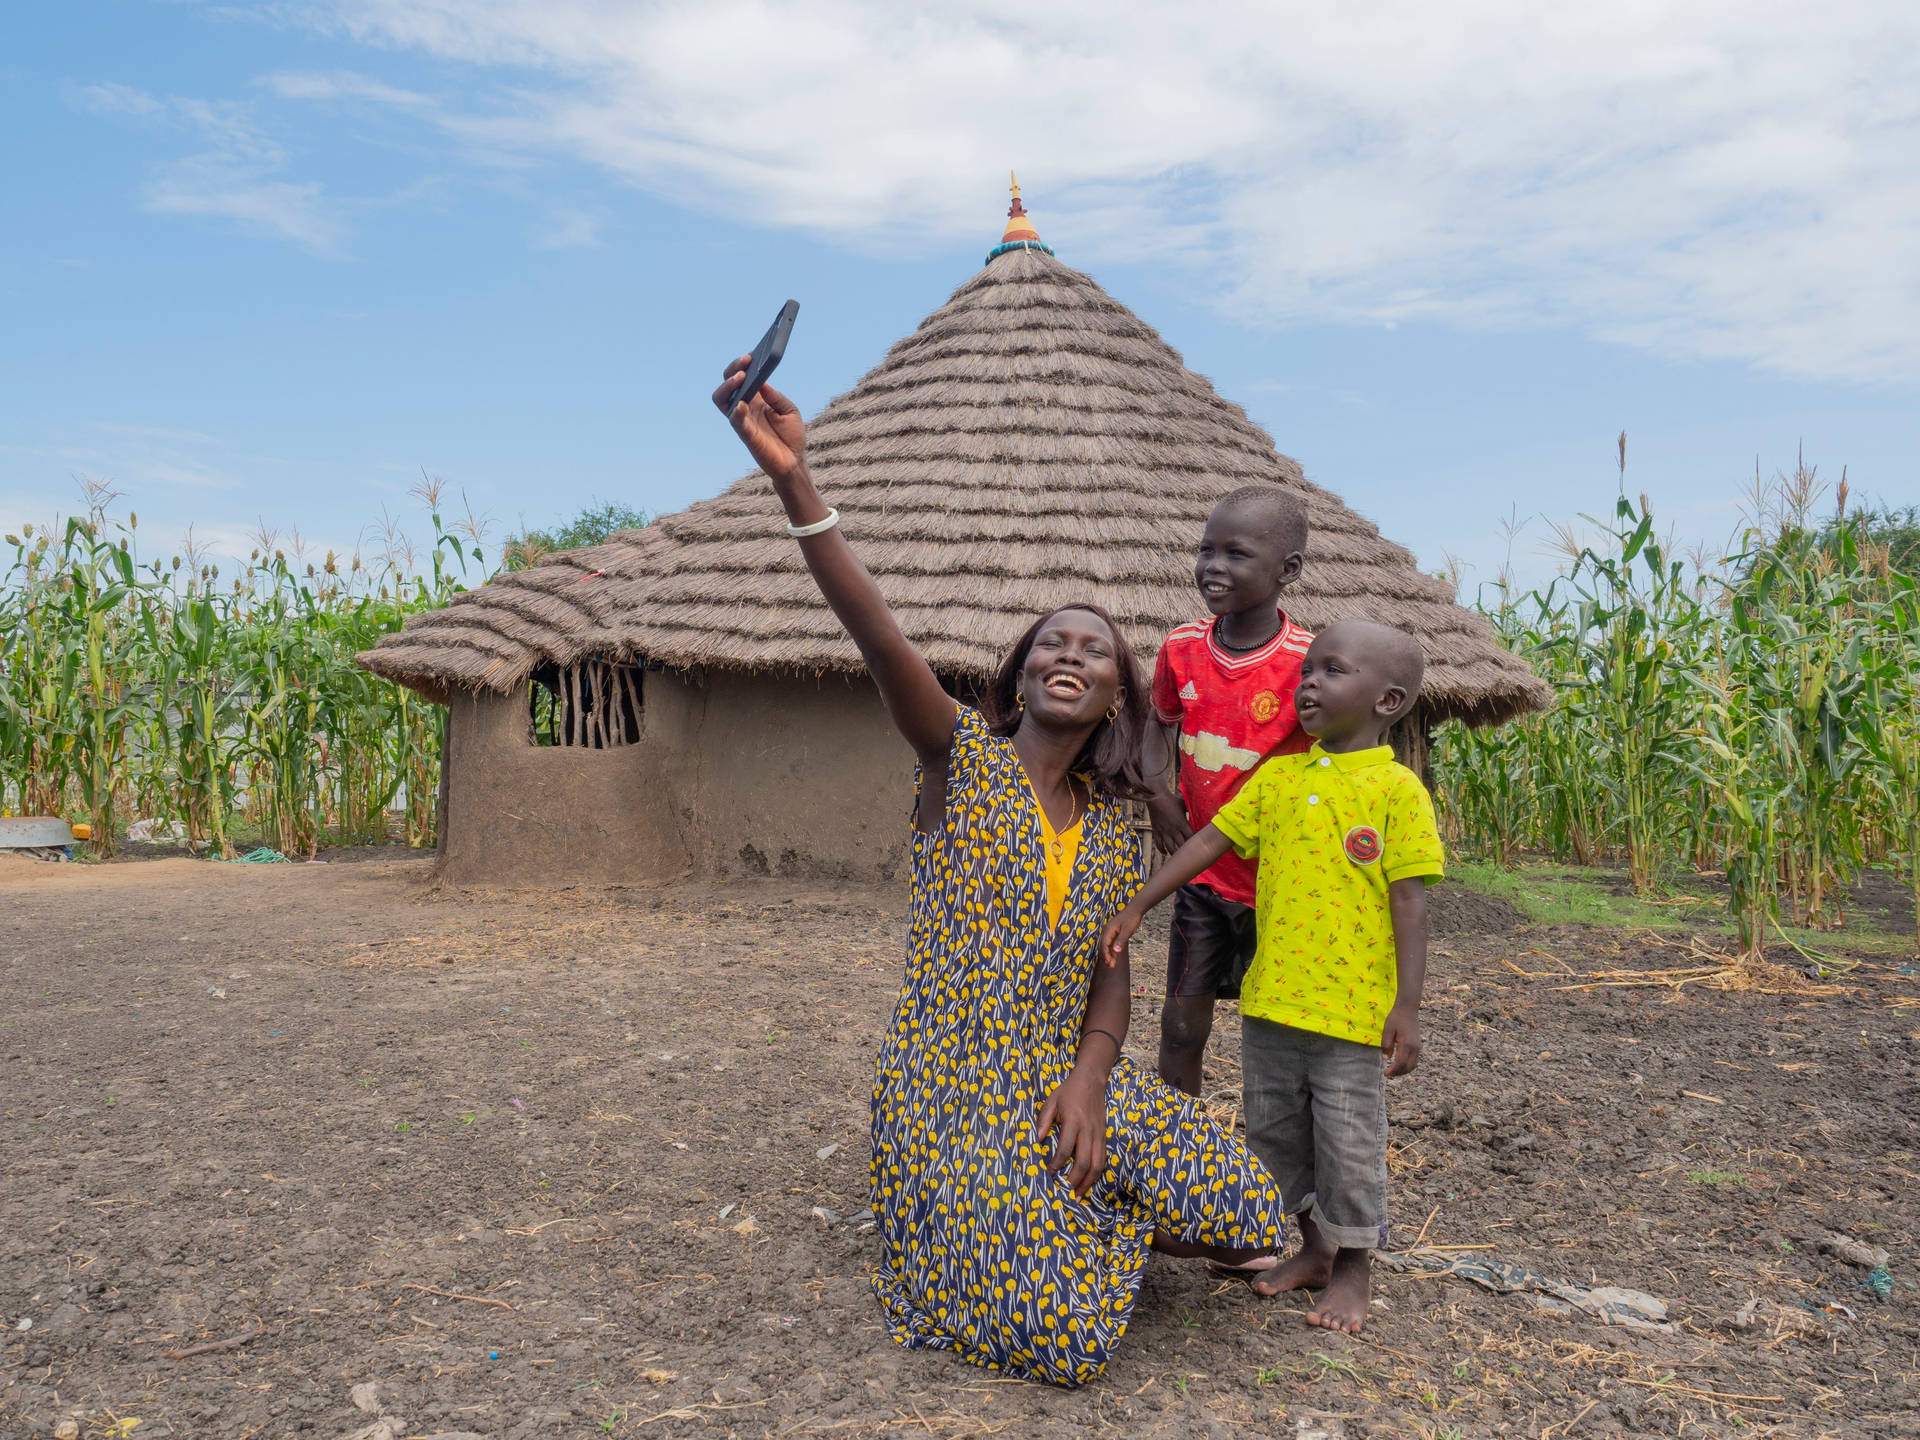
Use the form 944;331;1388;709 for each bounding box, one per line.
980;603;1155;806
711;353;1287;1386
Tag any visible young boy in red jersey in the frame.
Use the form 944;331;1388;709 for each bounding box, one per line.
1145;486;1311;1096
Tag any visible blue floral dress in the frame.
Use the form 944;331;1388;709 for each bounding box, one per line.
870;707;1285;1387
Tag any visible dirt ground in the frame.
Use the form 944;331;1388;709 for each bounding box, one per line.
2;854;1916;1439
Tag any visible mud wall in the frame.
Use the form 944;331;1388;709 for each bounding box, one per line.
655;668;915;881
439;667;915;887
439;686;689;887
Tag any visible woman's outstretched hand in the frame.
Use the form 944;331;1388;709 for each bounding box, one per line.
713;355;806;483
1100;907;1142;969
708;354;954;769
1036;1068;1109;1200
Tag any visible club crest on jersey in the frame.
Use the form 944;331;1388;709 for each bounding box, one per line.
1344;826;1383;865
1249;689;1283;724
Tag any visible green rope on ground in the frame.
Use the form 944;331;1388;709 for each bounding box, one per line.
223;846;290;864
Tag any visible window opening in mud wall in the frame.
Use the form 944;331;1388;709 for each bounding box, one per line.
528;660;643;748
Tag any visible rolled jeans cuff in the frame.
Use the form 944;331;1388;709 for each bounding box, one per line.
1294;1192;1390;1252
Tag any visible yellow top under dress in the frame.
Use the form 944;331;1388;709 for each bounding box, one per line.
1028;776;1083;930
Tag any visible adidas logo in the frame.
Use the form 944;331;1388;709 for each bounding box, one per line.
1179;681;1198;701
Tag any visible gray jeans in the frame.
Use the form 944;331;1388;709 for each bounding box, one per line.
1241;1016;1390;1251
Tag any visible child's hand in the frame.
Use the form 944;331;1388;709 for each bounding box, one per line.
712;356;807;483
1100;908;1142;969
1382;1000;1422;1077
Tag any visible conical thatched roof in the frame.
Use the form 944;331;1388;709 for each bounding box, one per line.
361;215;1549;726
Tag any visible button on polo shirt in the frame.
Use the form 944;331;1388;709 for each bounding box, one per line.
1210;742;1444;1045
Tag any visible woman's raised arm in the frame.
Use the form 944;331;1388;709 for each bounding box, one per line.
714;357;957;762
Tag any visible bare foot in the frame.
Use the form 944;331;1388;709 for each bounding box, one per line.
1250;1242;1333;1296
1303;1247;1371;1333
1204;1253;1279;1286
1214;1254;1278;1272
1252;1211;1335;1297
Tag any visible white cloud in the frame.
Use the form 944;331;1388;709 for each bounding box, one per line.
71;80;168;120
145;163;346;256
0;423;247;496
261;69;433;109
529;205;602;249
296;0;1920;382
71;83;351;256
91;422;224;446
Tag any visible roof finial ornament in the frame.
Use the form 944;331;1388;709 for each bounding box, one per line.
987;171;1053;265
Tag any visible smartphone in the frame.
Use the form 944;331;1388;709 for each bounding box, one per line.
731;299;800;415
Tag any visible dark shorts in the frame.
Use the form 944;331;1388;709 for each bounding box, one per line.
1166;884;1258;1001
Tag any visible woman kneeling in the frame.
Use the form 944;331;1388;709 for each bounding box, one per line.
715;359;1284;1387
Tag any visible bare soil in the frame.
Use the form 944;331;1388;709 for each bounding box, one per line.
2;853;1916;1439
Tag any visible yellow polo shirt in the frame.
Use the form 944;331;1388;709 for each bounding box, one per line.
1210;742;1444;1045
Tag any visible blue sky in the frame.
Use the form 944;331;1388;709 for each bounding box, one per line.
6;2;1916;597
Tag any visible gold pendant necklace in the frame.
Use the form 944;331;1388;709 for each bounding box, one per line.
1049;784;1081;860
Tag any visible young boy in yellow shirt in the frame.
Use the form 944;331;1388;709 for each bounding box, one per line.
1103;620;1442;1334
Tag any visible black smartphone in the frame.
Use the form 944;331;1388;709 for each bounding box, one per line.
731;299;799;415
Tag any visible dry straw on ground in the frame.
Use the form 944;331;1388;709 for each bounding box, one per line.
1503;931;1851;997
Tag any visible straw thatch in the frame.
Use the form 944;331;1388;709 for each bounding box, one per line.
360;245;1549;725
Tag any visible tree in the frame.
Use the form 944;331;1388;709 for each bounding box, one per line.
502;499;649;571
1821;503;1920;585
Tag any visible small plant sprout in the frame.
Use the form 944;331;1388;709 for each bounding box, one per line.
1687;1169;1746;1186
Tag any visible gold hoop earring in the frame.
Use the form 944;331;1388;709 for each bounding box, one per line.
1105;702;1120;722
1016;692;1026;711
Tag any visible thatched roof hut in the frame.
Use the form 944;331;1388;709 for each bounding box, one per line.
361;183;1547;885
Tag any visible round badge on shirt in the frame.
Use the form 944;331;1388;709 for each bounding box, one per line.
1249;689;1281;724
1344;825;1383;865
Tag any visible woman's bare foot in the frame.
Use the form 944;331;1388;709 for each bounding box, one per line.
1303;1247;1372;1333
1250;1244;1331;1295
1252;1211;1335;1296
1204;1253;1279;1287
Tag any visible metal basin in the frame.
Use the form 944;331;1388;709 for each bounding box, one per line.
0;818;76;849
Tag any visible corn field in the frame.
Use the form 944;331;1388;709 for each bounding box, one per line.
0;480;484;860
1433;455;1920;957
9;459;1916;959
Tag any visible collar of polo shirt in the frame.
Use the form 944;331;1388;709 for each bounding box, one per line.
1305;741;1394;771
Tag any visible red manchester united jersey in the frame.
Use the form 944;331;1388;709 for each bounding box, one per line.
1150;611;1313;905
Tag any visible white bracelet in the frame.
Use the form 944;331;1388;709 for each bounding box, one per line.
786;508;840;538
